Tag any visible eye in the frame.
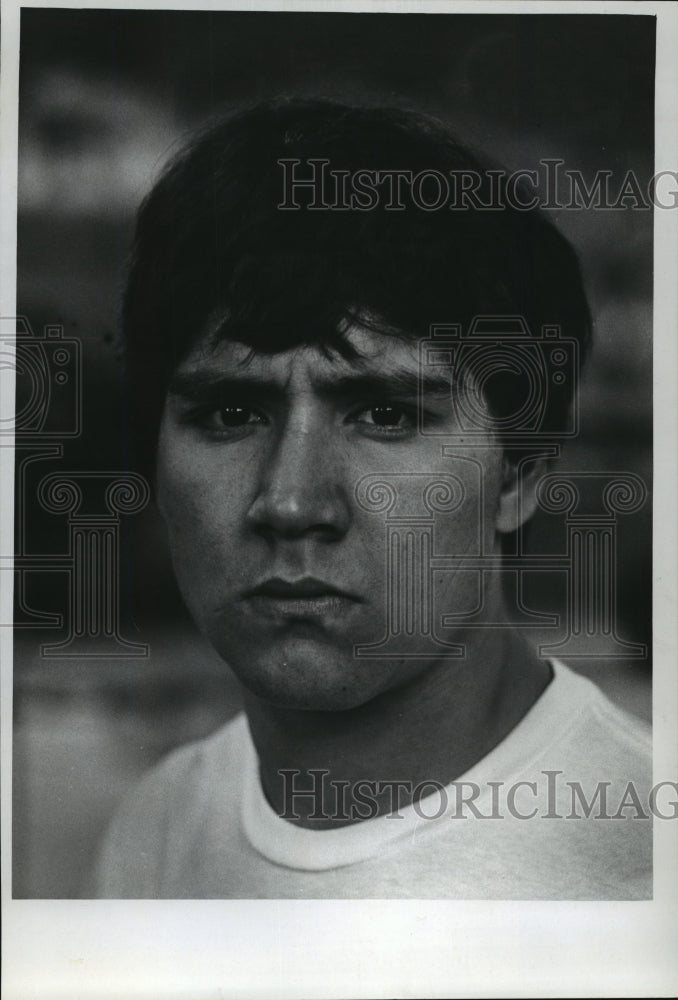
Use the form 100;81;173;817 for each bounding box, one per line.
184;402;268;435
366;405;408;427
215;405;261;427
353;403;417;433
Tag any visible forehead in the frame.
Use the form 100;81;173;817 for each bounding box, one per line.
174;324;427;385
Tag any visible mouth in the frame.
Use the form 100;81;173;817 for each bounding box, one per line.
242;577;363;621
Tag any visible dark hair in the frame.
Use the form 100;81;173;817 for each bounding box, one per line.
123;98;592;468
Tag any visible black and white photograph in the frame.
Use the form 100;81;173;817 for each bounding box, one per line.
2;1;677;996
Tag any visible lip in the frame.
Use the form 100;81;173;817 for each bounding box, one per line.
242;577;363;621
247;577;361;600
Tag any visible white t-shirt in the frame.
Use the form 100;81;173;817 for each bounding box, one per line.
95;661;652;899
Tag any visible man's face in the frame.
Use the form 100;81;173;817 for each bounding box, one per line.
156;324;507;711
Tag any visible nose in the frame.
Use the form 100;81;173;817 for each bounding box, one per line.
246;411;351;541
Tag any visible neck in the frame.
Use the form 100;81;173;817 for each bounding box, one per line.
244;625;551;829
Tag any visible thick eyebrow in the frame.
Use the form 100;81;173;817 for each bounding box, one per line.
166;367;451;403
316;371;451;401
166;371;283;402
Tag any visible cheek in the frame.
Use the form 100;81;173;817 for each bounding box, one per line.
157;435;245;537
436;450;503;551
155;440;252;603
426;451;503;604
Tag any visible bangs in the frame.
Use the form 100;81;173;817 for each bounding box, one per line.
123;98;592;472
202;248;425;360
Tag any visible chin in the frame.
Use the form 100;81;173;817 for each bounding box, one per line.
251;682;368;713
219;637;393;713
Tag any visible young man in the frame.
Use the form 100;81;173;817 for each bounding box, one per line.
96;100;651;898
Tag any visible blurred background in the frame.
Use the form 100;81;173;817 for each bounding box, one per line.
12;9;654;897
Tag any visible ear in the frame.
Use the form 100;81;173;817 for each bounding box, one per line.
495;455;549;534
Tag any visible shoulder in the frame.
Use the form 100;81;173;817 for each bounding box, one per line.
539;662;652;896
547;659;651;765
94;712;248;897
